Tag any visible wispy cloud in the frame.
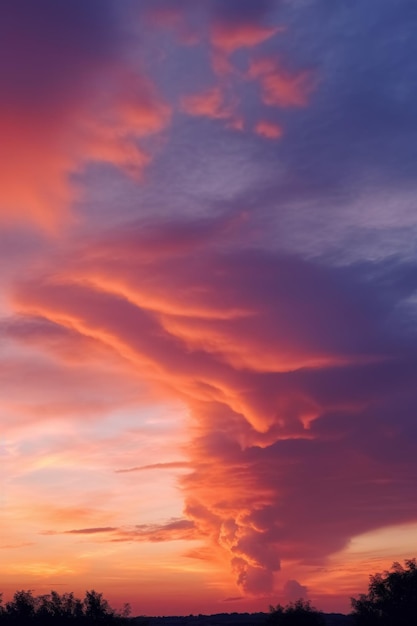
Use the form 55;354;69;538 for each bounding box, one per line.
64;527;118;535
116;462;191;473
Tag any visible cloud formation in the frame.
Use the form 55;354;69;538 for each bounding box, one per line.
64;527;117;535
2;0;417;614
248;57;314;108
10;209;417;594
0;0;170;229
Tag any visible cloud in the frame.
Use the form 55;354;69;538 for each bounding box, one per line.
9;211;417;594
210;23;281;53
248;57;315;108
283;579;309;602
3;0;417;605
0;543;35;550
46;521;197;542
181;87;231;120
254;120;283;139
141;0;278;47
180;85;245;131
232;558;275;595
110;519;198;543
141;1;312;141
116;462;191;473
0;0;170;230
64;527;117;535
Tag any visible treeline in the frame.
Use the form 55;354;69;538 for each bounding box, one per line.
1;559;416;625
0;589;130;625
267;559;417;625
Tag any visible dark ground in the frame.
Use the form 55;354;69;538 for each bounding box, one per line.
133;612;353;626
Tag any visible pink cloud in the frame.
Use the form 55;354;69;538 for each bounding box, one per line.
283;579;309;602
110;519;199;543
180;84;244;130
116;462;191;473
0;317;146;439
248;57;315;108
0;3;170;230
9;216;417;597
46;520;198;542
181;86;231;120
64;527;117;535
210;23;281;53
254;120;283;139
0;74;170;231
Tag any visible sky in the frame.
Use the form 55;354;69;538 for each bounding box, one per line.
1;0;417;617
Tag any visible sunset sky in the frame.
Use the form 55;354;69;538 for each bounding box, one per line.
1;0;417;617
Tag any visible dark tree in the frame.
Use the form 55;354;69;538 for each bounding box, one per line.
5;590;37;623
35;591;84;624
0;588;126;625
83;590;115;622
351;558;417;626
268;599;326;625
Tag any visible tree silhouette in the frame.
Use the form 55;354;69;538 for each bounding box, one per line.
0;589;125;625
268;599;326;625
83;590;118;623
5;590;37;623
35;591;84;624
351;558;417;626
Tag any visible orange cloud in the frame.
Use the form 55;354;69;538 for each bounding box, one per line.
116;461;191;473
79;70;171;179
180;85;244;132
11;222;379;437
112;519;199;543
248;57;315;108
0;115;75;230
254;120;283;139
10;216;411;599
211;23;281;52
109;69;171;137
0;81;170;231
0;11;170;231
181;86;230;119
64;527;117;535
